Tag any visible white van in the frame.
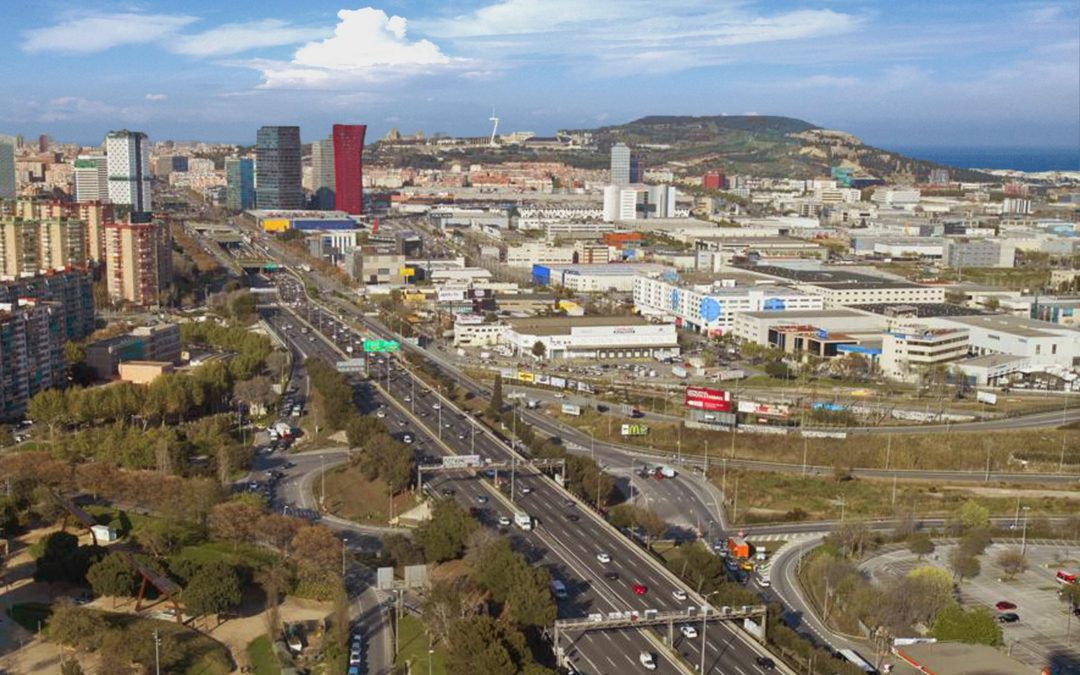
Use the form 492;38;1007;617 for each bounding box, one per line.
639;651;656;670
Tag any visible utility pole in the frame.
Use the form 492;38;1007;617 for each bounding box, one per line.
154;629;161;675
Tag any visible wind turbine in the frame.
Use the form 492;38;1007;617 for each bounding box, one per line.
488;109;500;147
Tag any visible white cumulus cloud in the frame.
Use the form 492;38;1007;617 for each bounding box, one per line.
22;12;197;53
144;93;169;101
254;8;462;89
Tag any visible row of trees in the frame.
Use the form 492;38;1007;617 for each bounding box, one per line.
306;357;357;431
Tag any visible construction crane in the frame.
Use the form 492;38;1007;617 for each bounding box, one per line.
488;109;500;147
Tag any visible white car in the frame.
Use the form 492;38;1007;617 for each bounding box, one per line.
403;435;413;444
498;516;511;527
521;487;533;495
639;651;657;670
376;410;386;418
553;392;565;399
672;589;688;601
432;403;441;410
680;625;698;639
349;650;362;665
596;553;612;564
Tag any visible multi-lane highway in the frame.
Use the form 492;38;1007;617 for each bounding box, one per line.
263;272;789;675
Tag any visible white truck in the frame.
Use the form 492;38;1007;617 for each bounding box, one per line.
514;512;533;531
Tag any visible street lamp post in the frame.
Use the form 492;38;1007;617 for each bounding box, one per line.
700;590;720;673
341;537;348;578
1021;506;1031;555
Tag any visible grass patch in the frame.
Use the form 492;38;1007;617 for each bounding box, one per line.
395;614;447;675
172;541;281;571
7;602;52;632
245;635;281;675
549;410;1080;473
82;504;156;537
322;464;413;525
712;468;1080;525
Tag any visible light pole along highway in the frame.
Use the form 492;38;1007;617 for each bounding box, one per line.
267;281;789;675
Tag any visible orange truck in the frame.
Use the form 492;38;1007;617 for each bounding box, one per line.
726;536;750;559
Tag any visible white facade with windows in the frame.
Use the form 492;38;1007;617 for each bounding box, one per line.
880;328;970;382
105;131;151;212
928;315;1080;369
802;283;946;307
633;276;823;335
506;242;574;268
74;155;109;202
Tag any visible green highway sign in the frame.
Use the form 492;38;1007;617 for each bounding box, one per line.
363;339;400;353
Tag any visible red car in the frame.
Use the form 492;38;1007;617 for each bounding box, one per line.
633;583;648;596
995;601;1016;611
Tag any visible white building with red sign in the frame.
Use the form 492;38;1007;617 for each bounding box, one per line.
502;316;679;360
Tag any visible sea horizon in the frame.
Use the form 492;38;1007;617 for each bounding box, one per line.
889;145;1079;173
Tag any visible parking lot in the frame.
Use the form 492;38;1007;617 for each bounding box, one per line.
861;541;1080;669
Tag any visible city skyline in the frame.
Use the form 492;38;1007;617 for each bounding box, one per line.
0;1;1077;150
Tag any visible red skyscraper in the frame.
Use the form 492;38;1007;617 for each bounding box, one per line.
332;124;367;215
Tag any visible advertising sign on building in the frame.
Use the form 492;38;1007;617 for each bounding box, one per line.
536;374;551;385
517;371;535;383
684;386;732;412
736;400;791;418
455;314;484;325
621;423;650;436
561;403;582;416
550;376;567;389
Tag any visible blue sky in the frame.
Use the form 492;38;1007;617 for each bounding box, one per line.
1;1;1077;149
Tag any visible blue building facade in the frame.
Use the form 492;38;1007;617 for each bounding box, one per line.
225;158;254;211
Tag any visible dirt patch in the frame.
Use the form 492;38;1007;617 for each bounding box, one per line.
940;486;1080;500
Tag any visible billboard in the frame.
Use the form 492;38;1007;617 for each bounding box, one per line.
561;403;582;416
550;376;567;389
442;455;482;469
737;400;791;418
437;289;466;303
517;371;534;383
685;386;732;412
621;423;650;436
535;374;551;385
455;314;483;325
976;391;998;406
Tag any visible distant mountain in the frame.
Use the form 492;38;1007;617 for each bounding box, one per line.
370;113;994;182
572;114;994;182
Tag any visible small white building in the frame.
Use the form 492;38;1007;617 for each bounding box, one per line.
503;316;679;360
929;314;1080;369
91;524;119;543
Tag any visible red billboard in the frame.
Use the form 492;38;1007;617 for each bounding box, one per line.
684;386;732;412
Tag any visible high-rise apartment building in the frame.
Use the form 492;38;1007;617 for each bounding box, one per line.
0;220;40;277
0;141;15;199
610;142;631;186
332;124;367;215
0;268;95;417
104;221;172;305
153;156;188;177
74;155;109;202
0;218;88;276
255;126;302;210
0;299;66;419
0;268;95;341
225;158;255;211
105;130;152;212
12;199;111;264
311;138;336;210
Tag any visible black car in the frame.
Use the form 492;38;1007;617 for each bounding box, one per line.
755;656;776;669
997;612;1020;623
604;571;619;581
567;514;580;522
